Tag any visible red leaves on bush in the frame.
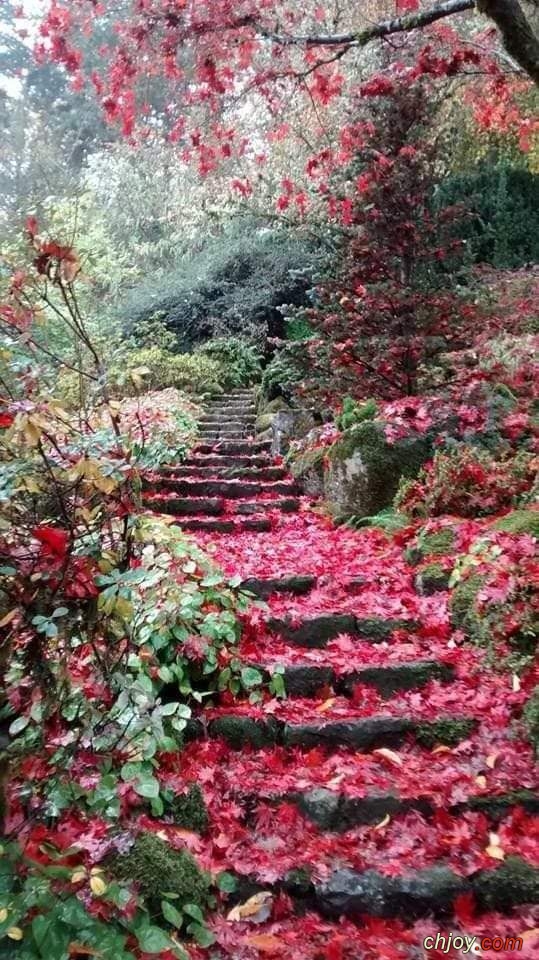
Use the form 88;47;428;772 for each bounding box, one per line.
33;525;70;558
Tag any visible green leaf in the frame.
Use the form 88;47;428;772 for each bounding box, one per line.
187;922;215;948
136;925;173;953
161;900;184;929
240;667;263;689
217;871;237;893
182;903;204;924
9;716;30;736
134;777;160;800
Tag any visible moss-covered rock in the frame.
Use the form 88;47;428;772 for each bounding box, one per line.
261;397;292;416
523;686;539;755
415;717;476;748
415;563;451;596
209;715;279;748
289;444;326;497
165;783;209;833
473;857;539;912
450;573;486;634
406;527;456;566
493;509;539;538
113;832;210;912
255;412;277;433
325;422;430;520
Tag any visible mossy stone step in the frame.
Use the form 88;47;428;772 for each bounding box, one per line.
240;574;317;599
154;478;298;499
235;499;300;515
264;787;539;831
184;454;272;469
204;714;475;750
143;496;225;516
162;465;288;481
196;440;272;455
315;859;539;919
174;517;272;533
259;659;455;698
267;613;419;647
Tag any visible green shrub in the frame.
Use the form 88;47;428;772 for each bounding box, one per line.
121;222;321;349
262;342;309;401
164;784;209;833
109;347;226;398
196;337;262;387
437;159;539;267
337;397;377;431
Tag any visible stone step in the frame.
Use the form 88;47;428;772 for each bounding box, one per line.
200;414;256;423
199;713;475;751
235;498;300;515
256;659;455;698
196;440;272;455
199;419;256;430
198;432;252;442
152;478;298;499
239;575;317;598
144;496;225;516
205;406;257;416
183;454;273;469
275;785;539;831
173;516;272;533
313;860;538;919
267;613;419;647
163;465;288;481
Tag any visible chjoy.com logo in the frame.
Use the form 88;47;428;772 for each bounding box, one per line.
423;933;523;954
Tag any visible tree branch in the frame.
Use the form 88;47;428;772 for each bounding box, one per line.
478;0;539;83
259;0;475;48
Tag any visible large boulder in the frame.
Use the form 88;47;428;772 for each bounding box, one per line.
325;421;431;520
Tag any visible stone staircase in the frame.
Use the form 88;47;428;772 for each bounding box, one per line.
146;389;539;935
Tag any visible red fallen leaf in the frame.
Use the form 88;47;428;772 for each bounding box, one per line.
33;525;69;558
0;412;14;428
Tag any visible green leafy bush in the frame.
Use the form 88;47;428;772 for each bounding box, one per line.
337;397;378;431
437;159;539;267
196;337;262;387
109;347;226;398
122;222;320;349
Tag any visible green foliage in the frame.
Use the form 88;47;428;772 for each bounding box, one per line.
196;337;262;388
261;341;313;401
336;397;377;431
346;508;409;534
493;509;539;538
122;222;319;350
450;572;485;633
109;347;226;398
437;159;539;267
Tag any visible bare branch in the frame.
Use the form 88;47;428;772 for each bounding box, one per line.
259;0;475;48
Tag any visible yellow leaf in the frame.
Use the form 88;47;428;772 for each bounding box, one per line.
71;869;86;884
486;753;498;769
227;892;273;922
316;698;335;713
485;844;505;861
512;674;521;692
374;813;391;831
0;908;8;923
431;745;452;754
475;775;487;789
7;927;23;941
89;876;107;896
485;832;505;860
520;928;539;945
0;609;17;629
244;934;282;953
373;747;403;767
